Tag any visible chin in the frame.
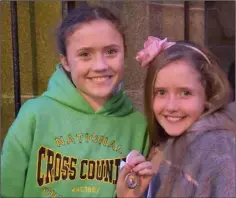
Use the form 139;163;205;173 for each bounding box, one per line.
93;91;113;100
164;128;186;137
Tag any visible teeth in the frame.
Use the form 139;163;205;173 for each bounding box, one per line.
91;77;109;82
166;116;182;122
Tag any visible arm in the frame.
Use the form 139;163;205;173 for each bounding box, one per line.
1;102;35;197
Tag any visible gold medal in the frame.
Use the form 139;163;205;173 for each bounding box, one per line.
125;172;139;189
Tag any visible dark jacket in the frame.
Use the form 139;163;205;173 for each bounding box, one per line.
147;102;235;197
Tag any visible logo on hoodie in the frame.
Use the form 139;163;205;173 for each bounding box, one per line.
36;146;125;187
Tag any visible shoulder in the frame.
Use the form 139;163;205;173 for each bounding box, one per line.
194;129;235;157
187;129;235;174
8;96;52;130
19;95;58;114
192;130;235;174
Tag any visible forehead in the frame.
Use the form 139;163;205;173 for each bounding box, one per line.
66;19;123;47
155;60;202;87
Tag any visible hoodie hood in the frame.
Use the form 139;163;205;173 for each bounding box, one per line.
42;64;133;116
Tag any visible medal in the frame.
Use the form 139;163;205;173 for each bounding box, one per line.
125;172;139;189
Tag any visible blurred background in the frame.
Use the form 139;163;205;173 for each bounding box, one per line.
0;1;235;143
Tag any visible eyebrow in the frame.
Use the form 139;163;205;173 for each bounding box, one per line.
153;86;195;90
76;44;120;52
103;44;120;49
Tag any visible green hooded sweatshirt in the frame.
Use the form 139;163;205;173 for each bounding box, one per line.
1;65;148;197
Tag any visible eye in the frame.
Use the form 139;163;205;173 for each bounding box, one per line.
78;52;90;57
180;90;192;96
154;89;166;96
78;52;91;60
106;49;118;56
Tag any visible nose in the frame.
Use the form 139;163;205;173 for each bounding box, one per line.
165;95;179;112
93;55;108;71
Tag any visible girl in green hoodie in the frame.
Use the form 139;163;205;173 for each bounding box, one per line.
1;6;149;197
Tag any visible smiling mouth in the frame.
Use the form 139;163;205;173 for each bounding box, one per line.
89;76;112;83
164;116;186;122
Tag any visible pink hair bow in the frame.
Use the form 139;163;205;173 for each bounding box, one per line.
136;36;176;67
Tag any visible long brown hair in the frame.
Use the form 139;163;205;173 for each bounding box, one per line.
144;40;230;148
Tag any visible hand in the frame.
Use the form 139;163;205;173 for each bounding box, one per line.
136;36;175;67
116;150;153;198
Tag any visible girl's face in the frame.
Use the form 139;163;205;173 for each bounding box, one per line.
61;19;125;109
153;60;206;136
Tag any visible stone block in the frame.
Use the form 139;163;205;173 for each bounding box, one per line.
189;3;205;45
122;1;149;90
34;1;61;95
161;1;185;40
209;46;235;72
206;2;235;46
149;2;163;37
1;2;14;96
123;37;148;90
18;2;34;95
212;1;235;38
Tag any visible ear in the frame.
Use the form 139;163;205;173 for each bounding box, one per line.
60;54;71;72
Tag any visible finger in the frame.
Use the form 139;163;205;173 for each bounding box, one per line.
138;168;154;176
119;163;132;181
132;161;152;173
126;150;141;163
128;155;146;167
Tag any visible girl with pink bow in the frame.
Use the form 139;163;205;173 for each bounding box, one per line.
116;37;235;198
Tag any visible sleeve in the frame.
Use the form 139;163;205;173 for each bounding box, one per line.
1;102;35;197
211;155;235;197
